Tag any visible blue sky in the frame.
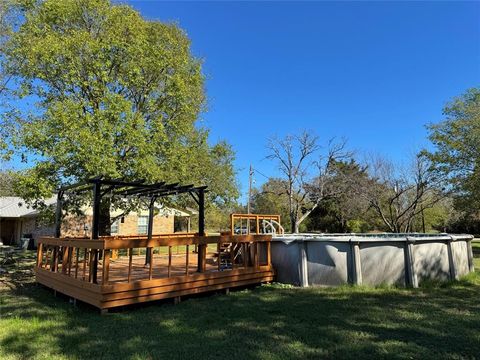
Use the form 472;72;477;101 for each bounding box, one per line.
126;1;480;202
4;1;479;203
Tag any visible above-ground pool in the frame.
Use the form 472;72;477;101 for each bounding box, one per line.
271;233;475;287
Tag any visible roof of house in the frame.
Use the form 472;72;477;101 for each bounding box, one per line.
0;197;56;218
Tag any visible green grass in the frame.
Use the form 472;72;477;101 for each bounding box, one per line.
1;249;480;360
472;239;480;256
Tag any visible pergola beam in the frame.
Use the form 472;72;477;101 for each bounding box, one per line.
114;181;168;196
57;179;207;239
119;182;179;197
134;184;196;199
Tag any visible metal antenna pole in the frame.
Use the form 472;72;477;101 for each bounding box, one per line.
247;164;253;214
246;165;254;234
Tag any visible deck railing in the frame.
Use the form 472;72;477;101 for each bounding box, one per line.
36;233;272;286
230;213;284;235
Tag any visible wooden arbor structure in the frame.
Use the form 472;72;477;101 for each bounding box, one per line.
54;178;209;281
35;178;274;311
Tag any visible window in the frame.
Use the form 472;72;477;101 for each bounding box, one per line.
137;216;148;235
111;220;119;235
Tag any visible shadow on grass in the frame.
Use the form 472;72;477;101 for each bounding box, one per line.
472;241;480;257
1;252;480;359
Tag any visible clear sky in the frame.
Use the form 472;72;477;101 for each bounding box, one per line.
125;1;480;202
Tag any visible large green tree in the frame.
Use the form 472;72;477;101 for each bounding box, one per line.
2;0;238;232
0;0;20;157
0;170;17;196
306;159;371;233
426;88;480;215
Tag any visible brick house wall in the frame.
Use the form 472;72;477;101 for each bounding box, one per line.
22;217;55;246
21;211;178;246
114;214;174;235
59;213;175;237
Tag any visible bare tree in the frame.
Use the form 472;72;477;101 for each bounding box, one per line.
360;154;444;233
267;131;351;233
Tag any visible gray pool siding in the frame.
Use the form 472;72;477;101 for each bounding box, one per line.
271;234;474;288
360;242;406;286
306;241;350;286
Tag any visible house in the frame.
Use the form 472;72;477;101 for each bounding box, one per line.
0;197;56;246
60;206;192;238
0;196;192;246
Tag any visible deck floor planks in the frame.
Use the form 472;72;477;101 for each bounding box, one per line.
36;250;274;309
94;251;221;284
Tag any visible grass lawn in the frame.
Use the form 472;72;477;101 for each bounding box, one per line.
1;244;480;360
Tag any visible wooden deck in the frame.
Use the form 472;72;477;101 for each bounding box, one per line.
35;233;274;310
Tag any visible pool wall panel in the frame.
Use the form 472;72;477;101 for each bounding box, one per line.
360;242;406;286
271;235;474;288
413;242;450;283
306;241;350;286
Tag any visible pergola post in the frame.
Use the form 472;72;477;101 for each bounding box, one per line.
91;180;101;240
197;188;206;272
54;191;64;238
91;180;101;284
145;196;156;266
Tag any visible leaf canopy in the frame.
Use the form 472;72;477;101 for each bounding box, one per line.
4;0;238;207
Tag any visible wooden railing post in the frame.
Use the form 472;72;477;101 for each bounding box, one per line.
128;248;133;283
186;245;190;275
45;247;51;270
230;242;235;269
82;249;88;281
36;243;43;268
103;249;110;284
203;244;207;272
74;248;80;279
148;249;154;280
68;247;73;275
51;246;57;272
91;251;99;283
88;249;93;282
62;246;69;274
168;246;172;277
267;241;271;267
243;243;247;268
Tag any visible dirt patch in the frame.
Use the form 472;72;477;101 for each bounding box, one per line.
0;248;36;291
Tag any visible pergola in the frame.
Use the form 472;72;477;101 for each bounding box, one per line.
55;178;208;275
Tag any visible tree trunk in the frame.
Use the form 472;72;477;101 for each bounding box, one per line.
290;215;297;234
293;203;319;234
294;222;300;234
421;207;426;233
98;197;111;236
